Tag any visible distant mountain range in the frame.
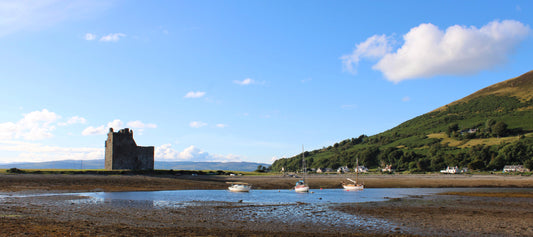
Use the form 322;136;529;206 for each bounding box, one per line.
0;159;270;172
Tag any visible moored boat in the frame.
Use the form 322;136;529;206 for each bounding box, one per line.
342;178;364;191
342;158;364;191
294;179;309;192
294;145;309;193
227;182;251;192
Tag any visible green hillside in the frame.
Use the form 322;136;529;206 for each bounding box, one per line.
272;70;533;172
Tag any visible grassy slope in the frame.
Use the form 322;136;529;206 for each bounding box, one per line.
273;70;533;171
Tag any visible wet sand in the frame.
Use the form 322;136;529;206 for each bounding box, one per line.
1;173;532;236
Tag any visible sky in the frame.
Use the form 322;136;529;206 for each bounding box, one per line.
0;0;532;165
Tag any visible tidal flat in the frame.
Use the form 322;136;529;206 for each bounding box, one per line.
0;174;532;236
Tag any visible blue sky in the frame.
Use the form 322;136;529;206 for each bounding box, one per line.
0;0;532;164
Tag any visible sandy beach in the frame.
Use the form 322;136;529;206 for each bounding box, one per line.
1;173;532;236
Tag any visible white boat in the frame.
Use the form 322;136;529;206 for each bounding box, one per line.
294;179;309;192
227;182;251;192
294;146;309;193
342;158;364;191
342;178;364;191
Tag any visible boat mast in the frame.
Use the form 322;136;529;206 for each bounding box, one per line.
356;157;359;184
302;145;307;182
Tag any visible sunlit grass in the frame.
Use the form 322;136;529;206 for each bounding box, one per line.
426;132;533;148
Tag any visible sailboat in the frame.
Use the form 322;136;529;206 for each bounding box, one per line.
227;182;252;192
342;158;364;191
294;146;309;193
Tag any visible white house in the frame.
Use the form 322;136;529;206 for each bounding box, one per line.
337;166;350;173
503;165;528;173
440;166;459;174
382;164;393;172
355;166;368;173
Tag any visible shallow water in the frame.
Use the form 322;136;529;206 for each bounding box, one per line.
79;188;450;205
1;188;530;234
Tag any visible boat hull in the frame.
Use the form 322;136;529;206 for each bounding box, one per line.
343;184;364;191
294;185;309;192
228;185;251;192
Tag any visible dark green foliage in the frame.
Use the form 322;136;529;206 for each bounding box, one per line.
6;168;25;173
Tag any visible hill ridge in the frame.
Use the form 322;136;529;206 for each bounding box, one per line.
434;70;533;112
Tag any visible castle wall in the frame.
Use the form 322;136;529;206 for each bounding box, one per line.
105;128;154;170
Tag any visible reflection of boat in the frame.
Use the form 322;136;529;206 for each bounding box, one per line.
227;182;251;192
295;146;309;193
342;158;364;191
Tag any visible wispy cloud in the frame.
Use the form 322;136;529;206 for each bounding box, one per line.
189;121;207;128
84;33;97;41
402;96;411;102
234;78;255;85
58;116;87;126
343;20;531;83
184;91;206;98
99;33;126;42
216;124;228;128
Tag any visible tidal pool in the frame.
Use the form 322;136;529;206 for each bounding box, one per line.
78;188;451;205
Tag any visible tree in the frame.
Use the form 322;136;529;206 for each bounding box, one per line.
447;123;459;137
468;160;485;170
485;119;496;133
492;121;508;137
525;159;533;171
359;146;380;168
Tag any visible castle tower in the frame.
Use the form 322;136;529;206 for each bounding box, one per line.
105;128;154;170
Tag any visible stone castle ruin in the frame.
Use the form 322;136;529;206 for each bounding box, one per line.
105;128;154;170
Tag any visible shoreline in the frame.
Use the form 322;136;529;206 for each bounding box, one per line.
1;173;531;193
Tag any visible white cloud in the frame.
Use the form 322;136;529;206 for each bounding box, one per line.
82;119;122;136
155;144;241;162
127;120;157;129
233;78;254;85
99;33;126;42
84;33;97;40
341;34;393;74
59;116;87;126
189;121;207;128
0;109;60;140
82;119;156;136
344;20;531;83
184;91;206;98
216;124;228;128
0;0;112;38
402;96;411;102
81;125;106;136
107;119;124;130
0;140;103;163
